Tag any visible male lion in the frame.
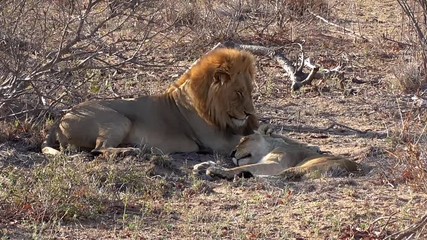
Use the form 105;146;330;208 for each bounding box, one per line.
43;48;258;156
193;126;361;180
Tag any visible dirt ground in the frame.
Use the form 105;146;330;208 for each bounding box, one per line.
1;0;427;239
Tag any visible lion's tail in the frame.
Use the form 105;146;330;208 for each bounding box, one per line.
41;122;61;156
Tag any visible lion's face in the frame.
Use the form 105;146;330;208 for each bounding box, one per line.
211;68;256;134
173;48;259;135
203;49;258;135
232;132;270;166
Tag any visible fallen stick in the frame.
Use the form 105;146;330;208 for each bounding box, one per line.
176;41;343;91
386;213;427;240
308;10;371;42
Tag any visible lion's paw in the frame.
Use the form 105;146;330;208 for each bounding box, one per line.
206;166;235;180
192;161;217;175
257;124;273;136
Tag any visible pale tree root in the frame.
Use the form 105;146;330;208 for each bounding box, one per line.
185;41;343;91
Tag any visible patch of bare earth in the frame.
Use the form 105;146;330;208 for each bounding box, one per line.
1;0;427;239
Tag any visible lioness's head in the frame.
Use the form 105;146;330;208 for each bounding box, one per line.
172;48;258;135
232;132;272;166
232;126;322;166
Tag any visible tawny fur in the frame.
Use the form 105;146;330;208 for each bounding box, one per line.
43;48;259;156
194;126;360;180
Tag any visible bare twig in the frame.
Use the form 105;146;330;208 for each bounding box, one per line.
0;108;43;121
221;41;321;90
397;0;427;72
398;0;427;47
382;35;413;47
386;213;427;240
375;213;399;237
261;115;368;135
0;0;168;121
178;41;342;91
323;118;367;134
308;10;370;42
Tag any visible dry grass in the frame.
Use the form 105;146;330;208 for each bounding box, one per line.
0;155;172;223
392;61;426;93
387;110;427;192
1;0;427;239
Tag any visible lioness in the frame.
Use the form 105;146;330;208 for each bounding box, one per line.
194;126;361;180
43;48;258;156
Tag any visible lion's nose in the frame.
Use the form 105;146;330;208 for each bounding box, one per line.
230;150;236;158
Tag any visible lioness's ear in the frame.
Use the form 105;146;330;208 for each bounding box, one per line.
214;69;230;85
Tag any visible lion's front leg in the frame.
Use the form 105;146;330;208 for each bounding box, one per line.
208;161;283;179
193;161;240;180
206;165;237;180
192;161;218;175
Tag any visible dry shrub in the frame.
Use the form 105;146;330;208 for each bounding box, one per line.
286;0;330;16
396;0;427;92
0;0;173;122
389;2;427;190
0;120;44;151
161;0;331;45
389;111;427;192
391;143;427;192
392;61;426;93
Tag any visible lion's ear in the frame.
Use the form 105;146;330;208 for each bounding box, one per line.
214;70;230;85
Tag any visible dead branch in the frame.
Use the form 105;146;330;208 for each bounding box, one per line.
223;41;319;91
260;115;368;135
308;10;370;42
323;118;368;134
191;41;343;91
0;108;43;121
234;42;348;90
398;0;427;47
386;213;427;240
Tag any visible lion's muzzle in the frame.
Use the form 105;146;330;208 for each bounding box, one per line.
230;113;252;128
